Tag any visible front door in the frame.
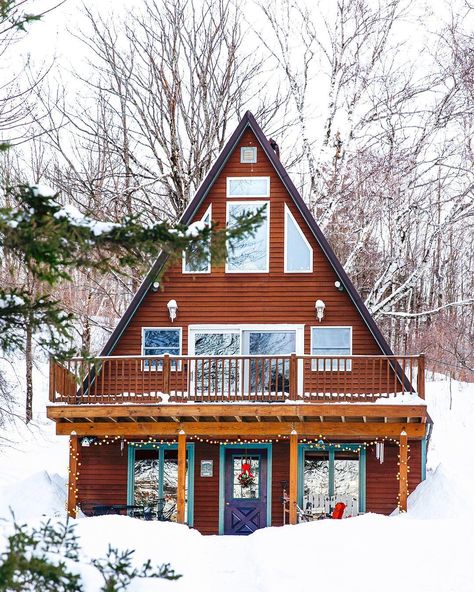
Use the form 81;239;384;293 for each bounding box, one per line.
224;448;267;535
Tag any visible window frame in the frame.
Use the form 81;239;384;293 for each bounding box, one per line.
141;326;182;371
310;326;353;372
284;204;313;273
225;201;270;274
182;205;212;275
226;176;270;198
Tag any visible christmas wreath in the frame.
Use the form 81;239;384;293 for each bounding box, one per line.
237;462;256;488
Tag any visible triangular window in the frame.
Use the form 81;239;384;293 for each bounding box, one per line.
183;206;212;273
285;205;313;272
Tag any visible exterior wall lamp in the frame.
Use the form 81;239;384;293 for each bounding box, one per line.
167;299;178;322
151;281;160;292
315;299;325;322
334;280;344;292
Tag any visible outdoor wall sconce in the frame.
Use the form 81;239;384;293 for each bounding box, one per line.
167;299;178;322
151;281;160;292
80;436;96;447
315;299;325;322
334;280;344;292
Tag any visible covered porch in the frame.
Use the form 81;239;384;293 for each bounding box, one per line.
50;403;427;533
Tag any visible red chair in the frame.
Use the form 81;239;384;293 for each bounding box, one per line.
332;502;346;519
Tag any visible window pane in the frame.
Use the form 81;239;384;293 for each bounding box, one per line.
227;203;268;272
233;455;260;499
144;329;180;351
247;331;296;355
193;332;240;395
286;211;312;271
303;452;330;514
228;177;269;197
134;449;160;506
184;210;211;272
312;327;351;350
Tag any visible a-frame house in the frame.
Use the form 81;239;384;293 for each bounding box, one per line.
48;112;429;534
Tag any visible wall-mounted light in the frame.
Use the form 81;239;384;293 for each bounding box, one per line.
334;280;344;292
167;299;178;322
151;281;160;292
315;299;325;322
80;436;96;447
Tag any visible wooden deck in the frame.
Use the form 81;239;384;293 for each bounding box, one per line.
49;353;425;405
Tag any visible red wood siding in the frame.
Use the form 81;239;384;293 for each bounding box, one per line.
112;129;384;364
77;442;128;510
366;440;422;514
193;443;220;534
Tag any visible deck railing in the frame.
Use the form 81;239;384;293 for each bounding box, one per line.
49;353;425;405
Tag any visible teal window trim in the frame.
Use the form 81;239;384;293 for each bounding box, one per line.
218;443;272;535
298;443;366;514
127;443;195;526
421;437;427;481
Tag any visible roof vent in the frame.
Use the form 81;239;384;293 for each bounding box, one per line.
269;138;280;159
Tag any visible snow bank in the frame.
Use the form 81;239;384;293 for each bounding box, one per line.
0;471;66;521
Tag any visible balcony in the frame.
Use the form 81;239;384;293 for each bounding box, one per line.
49;353;425;405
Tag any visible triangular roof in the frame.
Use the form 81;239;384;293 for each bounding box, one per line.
101;111;394;358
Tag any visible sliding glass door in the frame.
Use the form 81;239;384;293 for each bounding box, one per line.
189;326;301;397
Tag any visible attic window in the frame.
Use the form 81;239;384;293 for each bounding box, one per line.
240;147;257;163
284;205;313;272
226;201;269;272
227;177;270;198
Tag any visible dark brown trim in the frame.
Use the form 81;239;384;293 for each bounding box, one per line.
101;111;394;359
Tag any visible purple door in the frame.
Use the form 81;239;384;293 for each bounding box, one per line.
224;449;268;535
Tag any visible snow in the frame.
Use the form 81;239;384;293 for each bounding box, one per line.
53;203;120;236
1;367;474;590
185;220;207;237
0;294;25;308
30;184;57;198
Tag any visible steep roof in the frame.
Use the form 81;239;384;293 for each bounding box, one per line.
101;111;394;358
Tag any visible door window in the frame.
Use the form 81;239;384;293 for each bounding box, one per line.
232;455;260;499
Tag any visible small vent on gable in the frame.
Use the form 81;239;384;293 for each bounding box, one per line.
240;146;257;163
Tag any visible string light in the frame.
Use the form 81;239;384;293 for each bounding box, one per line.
67;433;413;515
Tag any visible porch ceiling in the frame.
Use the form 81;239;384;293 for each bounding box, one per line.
47;403;427;439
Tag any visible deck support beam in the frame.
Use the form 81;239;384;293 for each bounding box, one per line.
289;431;298;525
67;434;79;518
177;431;187;524
398;429;408;512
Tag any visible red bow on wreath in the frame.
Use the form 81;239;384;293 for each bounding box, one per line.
237;462;255;488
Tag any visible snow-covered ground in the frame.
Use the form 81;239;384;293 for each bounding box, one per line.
0;361;473;591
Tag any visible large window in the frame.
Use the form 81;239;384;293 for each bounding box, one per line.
130;444;193;523
284;205;313;272
311;327;352;371
227;177;270;198
183;205;211;273
142;328;182;369
302;445;363;517
226;202;269;273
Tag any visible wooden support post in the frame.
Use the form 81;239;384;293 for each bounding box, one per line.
177;430;187;524
289;430;298;525
67;433;79;518
398;429;408;512
417;354;425;399
289;354;297;400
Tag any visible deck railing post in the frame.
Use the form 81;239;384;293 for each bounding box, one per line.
67;433;79;518
417;354;425;399
289;354;297;400
163;354;170;395
289;430;298;524
398;429;408;512
177;430;186;524
49;356;55;402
